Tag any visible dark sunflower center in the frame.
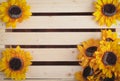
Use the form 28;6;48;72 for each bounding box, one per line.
9;57;22;71
102;74;115;81
102;4;116;16
106;38;114;42
102;52;117;65
85;46;97;57
102;77;114;81
8;5;22;19
82;66;94;79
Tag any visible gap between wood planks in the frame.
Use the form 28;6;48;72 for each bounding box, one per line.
6;29;116;32
32;12;93;16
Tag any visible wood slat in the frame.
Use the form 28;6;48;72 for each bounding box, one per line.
0;48;78;61
0;32;100;45
2;79;76;81
29;0;94;12
0;29;5;48
27;48;78;61
1;16;119;29
0;66;82;79
0;0;94;12
4;16;120;29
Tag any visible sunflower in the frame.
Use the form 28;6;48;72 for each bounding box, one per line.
75;71;87;81
77;39;99;68
93;0;120;27
101;74;115;81
0;46;32;80
94;42;120;78
75;66;94;81
87;70;102;81
0;0;32;28
88;70;116;81
101;29;119;42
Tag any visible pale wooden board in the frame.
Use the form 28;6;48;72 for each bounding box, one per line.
0;0;94;12
0;0;118;80
0;32;100;45
0;48;78;61
0;66;82;79
116;28;120;38
0;79;76;81
1;16;119;29
29;0;94;12
116;28;120;32
0;29;5;48
0;30;5;80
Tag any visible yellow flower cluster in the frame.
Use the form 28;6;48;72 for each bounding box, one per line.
75;29;120;81
0;46;32;80
0;0;31;28
93;0;120;27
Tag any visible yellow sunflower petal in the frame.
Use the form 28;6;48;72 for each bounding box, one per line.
93;0;120;27
0;14;4;18
0;46;32;80
1;2;9;8
8;0;16;5
0;6;6;12
94;42;120;78
106;18;112;27
6;22;12;28
99;16;105;26
2;16;9;22
0;0;31;28
77;39;99;67
113;0;119;5
97;0;103;6
16;46;21;51
75;72;85;81
108;0;112;4
101;29;119;43
102;0;107;4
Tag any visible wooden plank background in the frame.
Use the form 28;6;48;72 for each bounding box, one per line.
0;0;119;81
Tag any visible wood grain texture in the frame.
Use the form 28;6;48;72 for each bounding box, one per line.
0;0;119;80
0;66;82;79
0;32;100;45
28;0;94;12
0;48;78;61
0;0;94;12
1;16;119;29
0;79;76;81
